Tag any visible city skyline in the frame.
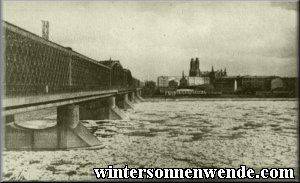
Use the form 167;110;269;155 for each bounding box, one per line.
3;1;298;81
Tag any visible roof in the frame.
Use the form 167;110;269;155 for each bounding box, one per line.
217;75;279;79
98;60;122;68
240;75;278;78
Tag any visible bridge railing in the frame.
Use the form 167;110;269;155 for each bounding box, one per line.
4;84;114;97
4;84;140;97
3;21;142;98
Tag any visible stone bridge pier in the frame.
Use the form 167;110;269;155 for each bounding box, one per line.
129;91;137;103
4;92;144;150
133;89;144;102
127;89;143;103
78;97;125;120
57;104;100;149
56;97;128;149
116;93;134;109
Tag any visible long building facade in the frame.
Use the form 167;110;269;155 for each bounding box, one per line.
156;57;297;96
214;76;297;95
157;57;227;89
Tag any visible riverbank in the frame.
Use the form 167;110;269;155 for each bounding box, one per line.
143;96;298;102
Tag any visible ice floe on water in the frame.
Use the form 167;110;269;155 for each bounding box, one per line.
15;119;56;129
3;100;298;181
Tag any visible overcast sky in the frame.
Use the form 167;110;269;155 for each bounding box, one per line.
3;1;298;81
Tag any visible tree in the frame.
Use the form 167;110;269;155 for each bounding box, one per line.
142;81;156;96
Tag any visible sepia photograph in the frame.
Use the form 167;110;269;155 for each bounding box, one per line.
0;0;299;181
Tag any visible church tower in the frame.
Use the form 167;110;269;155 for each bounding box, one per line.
195;57;201;76
189;57;200;77
210;65;216;84
189;58;195;76
180;70;188;87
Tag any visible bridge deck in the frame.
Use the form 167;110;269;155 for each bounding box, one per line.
3;88;140;116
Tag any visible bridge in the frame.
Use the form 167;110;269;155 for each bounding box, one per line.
2;21;145;150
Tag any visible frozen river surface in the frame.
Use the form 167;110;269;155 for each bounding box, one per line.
3;100;298;181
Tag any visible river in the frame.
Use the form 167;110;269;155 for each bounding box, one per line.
2;99;298;181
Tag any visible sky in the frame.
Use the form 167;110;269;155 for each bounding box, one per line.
2;1;298;81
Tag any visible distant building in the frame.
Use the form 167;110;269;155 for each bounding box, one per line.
281;77;297;92
207;66;227;84
188;57;227;85
271;78;284;91
203;77;210;85
189;58;201;77
98;58;131;87
176;89;194;95
168;80;178;91
159;57;229;90
240;76;276;92
179;71;188;87
168;76;182;84
188;76;210;86
214;76;287;94
158;56;296;96
214;76;240;94
157;76;169;88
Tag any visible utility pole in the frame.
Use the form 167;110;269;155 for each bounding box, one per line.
41;20;49;40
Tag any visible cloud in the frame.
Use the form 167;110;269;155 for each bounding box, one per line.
3;1;298;81
271;2;298;11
